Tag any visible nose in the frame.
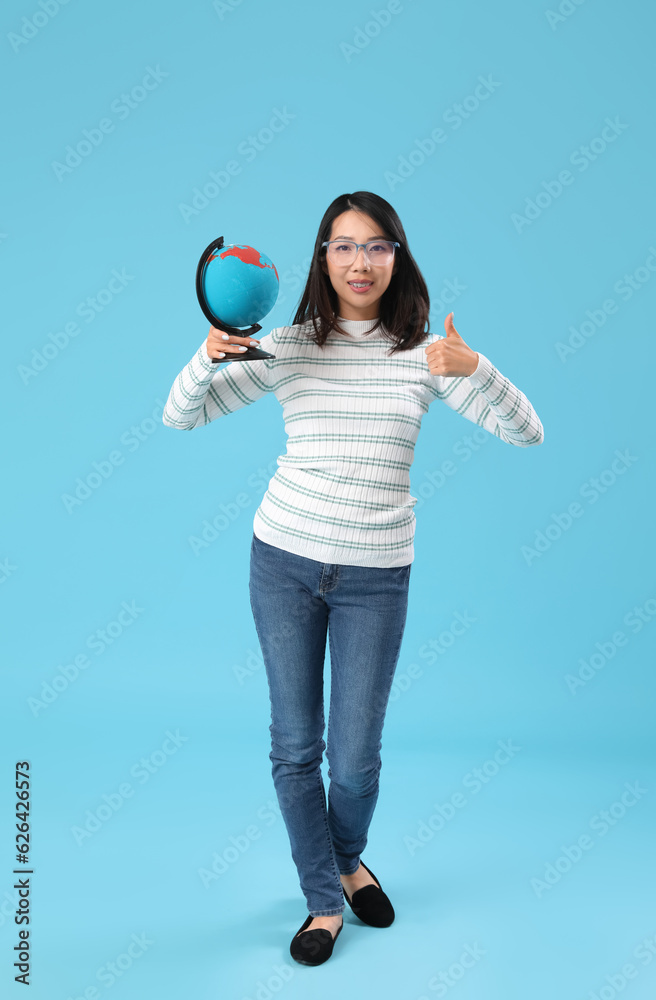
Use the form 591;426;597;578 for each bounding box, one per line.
352;246;370;268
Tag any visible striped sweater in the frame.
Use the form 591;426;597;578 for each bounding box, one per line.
162;316;544;567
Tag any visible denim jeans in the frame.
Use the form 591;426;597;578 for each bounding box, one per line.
248;531;411;916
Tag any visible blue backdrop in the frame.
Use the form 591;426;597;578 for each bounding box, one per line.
2;0;655;997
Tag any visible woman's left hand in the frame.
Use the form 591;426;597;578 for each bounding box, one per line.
425;312;479;377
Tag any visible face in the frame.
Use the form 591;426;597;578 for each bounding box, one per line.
320;209;398;321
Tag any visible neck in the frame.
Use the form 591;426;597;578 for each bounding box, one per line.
334;315;381;337
336;308;378;321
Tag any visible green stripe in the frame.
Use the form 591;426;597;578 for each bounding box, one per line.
276;468;409;493
285;410;423;429
273;471;412;510
254;509;414;553
280;454;412;472
261;490;414;531
286;432;417;449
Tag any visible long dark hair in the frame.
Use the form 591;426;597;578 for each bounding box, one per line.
291;191;431;356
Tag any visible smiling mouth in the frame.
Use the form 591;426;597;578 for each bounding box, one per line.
348;281;373;287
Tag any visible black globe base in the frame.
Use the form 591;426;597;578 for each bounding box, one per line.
211;345;274;364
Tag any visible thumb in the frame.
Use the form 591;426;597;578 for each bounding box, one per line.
445;311;460;337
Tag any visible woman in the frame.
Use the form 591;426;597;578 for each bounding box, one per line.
162;191;544;967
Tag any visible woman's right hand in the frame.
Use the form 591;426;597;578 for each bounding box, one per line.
205;325;261;361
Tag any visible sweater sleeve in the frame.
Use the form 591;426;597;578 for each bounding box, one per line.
426;341;544;447
162;331;276;430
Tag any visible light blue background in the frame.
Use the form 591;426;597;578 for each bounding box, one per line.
2;0;655;997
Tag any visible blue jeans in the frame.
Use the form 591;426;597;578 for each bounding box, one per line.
248;531;411;916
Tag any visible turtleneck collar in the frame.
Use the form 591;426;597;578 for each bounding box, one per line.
334;316;382;338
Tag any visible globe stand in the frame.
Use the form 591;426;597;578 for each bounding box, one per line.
195;236;277;364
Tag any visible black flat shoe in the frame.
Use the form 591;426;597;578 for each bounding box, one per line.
289;914;343;966
342;860;395;927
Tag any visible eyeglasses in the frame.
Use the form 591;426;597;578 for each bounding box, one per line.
321;240;400;266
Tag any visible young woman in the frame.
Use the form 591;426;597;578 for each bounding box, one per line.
162;191;544;967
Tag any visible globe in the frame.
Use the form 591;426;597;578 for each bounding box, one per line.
199;241;279;328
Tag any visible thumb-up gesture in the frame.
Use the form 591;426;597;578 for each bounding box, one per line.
425;312;479;377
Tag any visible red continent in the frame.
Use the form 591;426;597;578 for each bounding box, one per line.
219;245;278;280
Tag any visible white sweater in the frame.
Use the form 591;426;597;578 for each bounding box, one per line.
162;317;544;567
